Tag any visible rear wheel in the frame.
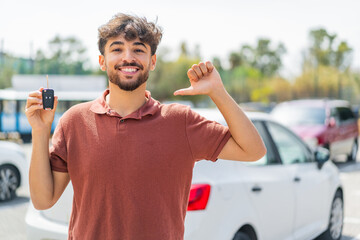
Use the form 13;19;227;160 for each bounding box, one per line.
0;165;20;201
233;232;251;240
347;139;358;162
315;191;343;240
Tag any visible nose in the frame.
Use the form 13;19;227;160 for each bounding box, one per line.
121;49;136;63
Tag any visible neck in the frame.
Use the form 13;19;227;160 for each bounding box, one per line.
106;82;148;117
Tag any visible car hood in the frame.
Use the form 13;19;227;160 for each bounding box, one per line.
290;125;326;138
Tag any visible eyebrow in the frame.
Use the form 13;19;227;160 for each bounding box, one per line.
109;41;124;48
133;42;147;49
109;41;147;49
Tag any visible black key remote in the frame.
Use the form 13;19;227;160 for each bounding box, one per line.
42;89;54;110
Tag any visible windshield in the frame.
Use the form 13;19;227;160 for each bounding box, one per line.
271;106;326;126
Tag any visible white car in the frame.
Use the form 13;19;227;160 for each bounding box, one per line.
26;110;343;240
0;140;27;202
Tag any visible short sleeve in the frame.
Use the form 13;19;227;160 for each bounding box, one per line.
186;107;231;162
50;119;68;172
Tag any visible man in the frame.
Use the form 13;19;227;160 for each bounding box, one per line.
25;13;266;240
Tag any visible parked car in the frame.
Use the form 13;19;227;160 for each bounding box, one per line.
0;140;27;201
26;109;343;240
271;99;359;162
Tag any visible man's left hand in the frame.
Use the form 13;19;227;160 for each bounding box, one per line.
173;61;225;97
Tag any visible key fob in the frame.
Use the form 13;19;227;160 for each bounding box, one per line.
42;89;54;110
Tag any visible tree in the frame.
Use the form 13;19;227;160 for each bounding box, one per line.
212;57;223;72
0;53;15;88
229;52;242;70
306;28;353;98
148;42;204;105
33;35;91;75
238;39;286;77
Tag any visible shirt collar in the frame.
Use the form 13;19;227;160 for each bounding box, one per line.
90;89;159;119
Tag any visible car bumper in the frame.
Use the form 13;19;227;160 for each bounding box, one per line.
25;204;68;240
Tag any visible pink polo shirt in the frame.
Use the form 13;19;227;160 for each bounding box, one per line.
50;89;231;240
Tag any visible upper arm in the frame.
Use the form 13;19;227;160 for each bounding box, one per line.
218;137;266;162
218;137;246;161
51;171;70;207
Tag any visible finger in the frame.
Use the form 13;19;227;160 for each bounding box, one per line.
25;104;43;114
173;86;195;96
28;90;43;98
187;69;199;82
199;62;208;76
205;61;214;73
26;97;42;108
191;64;203;79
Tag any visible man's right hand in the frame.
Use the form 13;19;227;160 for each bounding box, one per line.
25;87;58;132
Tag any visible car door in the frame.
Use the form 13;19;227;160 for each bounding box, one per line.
332;107;357;156
241;120;296;240
266;121;328;240
338;107;358;154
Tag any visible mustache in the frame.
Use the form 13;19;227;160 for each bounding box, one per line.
114;62;143;70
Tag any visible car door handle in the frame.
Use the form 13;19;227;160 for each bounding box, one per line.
294;176;301;182
251;186;262;192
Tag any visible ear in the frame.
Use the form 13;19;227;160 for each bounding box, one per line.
99;55;106;71
150;54;157;71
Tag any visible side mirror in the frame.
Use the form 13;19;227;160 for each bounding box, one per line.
326;117;336;128
315;147;330;169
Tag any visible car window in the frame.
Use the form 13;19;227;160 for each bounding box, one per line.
337;107;356;123
246;120;278;166
266;121;312;165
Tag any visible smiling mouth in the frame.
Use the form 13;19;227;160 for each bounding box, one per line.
118;67;139;75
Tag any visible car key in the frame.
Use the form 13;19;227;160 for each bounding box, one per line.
42;75;54;110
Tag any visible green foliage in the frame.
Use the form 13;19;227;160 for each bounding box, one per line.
292;65;358;102
302;28;355;99
0;53;15;88
229;39;286;77
148;43;206;105
0;65;13;88
308;28;352;70
33;35;91;75
1;28;359;105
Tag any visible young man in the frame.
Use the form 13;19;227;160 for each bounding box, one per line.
25;13;266;240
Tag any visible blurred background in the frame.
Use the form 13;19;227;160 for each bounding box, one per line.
1;0;360;239
1;0;359;106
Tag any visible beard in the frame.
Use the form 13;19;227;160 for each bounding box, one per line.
107;61;150;91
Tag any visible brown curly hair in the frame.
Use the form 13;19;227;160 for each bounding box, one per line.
98;13;163;56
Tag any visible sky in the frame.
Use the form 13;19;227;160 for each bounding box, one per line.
1;0;359;79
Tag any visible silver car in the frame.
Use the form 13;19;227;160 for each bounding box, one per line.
0;140;27;201
26;110;344;240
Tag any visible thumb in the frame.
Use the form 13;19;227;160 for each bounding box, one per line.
173;86;195;96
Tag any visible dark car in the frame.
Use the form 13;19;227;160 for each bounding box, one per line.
271;99;359;162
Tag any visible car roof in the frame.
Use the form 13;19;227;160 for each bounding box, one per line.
274;99;351;109
192;108;272;125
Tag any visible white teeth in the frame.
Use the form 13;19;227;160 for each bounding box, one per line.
121;68;137;73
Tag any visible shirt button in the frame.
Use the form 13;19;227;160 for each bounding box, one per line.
120;119;125;123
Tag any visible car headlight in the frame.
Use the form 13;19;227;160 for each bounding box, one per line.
304;137;319;149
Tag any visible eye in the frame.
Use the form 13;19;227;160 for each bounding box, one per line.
135;49;144;53
112;48;121;52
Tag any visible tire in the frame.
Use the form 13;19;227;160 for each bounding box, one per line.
0;165;20;201
233;232;251;240
347;139;358;162
315;191;343;240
